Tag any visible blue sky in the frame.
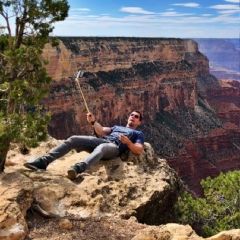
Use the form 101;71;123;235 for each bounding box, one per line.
52;0;239;38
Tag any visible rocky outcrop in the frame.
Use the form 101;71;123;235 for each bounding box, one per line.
0;172;33;240
206;229;240;240
40;37;240;196
132;224;204;240
2;138;239;240
6;138;183;223
2;137;181;239
133;228;240;240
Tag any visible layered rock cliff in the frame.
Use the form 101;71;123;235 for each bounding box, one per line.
41;37;240;196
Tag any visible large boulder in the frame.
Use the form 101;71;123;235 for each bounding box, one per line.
132;223;204;240
1;137;183;239
206;229;240;240
17;138;183;224
0;172;33;240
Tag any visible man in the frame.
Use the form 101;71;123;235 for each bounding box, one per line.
24;110;144;179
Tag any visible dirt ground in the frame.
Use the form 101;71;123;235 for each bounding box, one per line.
24;211;147;240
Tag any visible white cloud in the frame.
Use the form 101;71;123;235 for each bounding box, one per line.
218;9;239;15
160;11;194;17
209;4;239;10
224;0;239;3
72;8;90;12
120;7;155;14
65;9;238;26
53;13;239;37
172;3;200;8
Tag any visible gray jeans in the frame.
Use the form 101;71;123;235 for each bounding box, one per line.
43;135;120;169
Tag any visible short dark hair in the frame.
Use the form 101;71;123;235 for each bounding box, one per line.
132;110;142;121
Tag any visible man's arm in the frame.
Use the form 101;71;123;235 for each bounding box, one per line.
119;134;144;155
93;122;111;137
87;113;111;137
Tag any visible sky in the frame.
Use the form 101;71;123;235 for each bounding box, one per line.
52;0;240;38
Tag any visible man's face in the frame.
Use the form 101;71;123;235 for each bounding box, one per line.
127;111;141;128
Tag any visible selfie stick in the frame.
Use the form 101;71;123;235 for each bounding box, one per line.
75;71;90;113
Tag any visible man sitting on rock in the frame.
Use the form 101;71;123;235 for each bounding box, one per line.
24;110;144;179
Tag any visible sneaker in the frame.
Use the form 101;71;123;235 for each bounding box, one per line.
24;157;47;171
67;163;86;180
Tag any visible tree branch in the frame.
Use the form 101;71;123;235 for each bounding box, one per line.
0;87;9;93
0;52;6;58
1;7;13;46
17;67;27;78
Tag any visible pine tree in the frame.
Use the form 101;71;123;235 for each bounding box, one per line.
0;0;70;172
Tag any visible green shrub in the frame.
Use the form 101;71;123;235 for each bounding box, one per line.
174;171;240;237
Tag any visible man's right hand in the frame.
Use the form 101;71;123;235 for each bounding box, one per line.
87;112;95;124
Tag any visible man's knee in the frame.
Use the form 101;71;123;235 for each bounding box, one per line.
66;135;80;148
97;143;119;159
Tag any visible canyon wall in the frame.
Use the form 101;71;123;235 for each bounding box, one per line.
41;37;240;196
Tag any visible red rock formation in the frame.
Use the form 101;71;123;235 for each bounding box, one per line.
206;80;240;126
41;37;240;196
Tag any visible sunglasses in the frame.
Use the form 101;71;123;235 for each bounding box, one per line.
130;113;140;119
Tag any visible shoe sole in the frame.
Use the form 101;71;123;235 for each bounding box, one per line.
67;169;78;180
23;163;46;171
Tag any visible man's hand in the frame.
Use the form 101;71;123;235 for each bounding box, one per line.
87;112;95;124
87;113;111;137
119;134;143;156
119;134;131;145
